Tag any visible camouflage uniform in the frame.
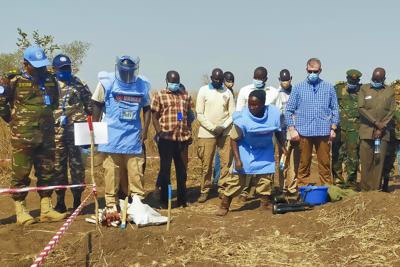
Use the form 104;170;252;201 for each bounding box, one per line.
53;76;92;197
382;80;400;190
332;80;360;187
0;70;23;123
9;72;59;201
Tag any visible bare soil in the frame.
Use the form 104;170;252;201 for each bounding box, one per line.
1;153;400;267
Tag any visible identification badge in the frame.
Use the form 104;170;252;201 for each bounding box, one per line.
60;115;68;126
120;110;135;121
44;94;51;106
177;111;183;122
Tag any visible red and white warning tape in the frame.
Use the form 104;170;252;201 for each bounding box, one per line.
145;156;198;159
0;156;199;161
0;184;89;195
30;189;94;267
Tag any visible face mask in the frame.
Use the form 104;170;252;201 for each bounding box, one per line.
56;70;72;82
347;83;359;90
307;73;319;83
371;80;383;89
253;79;265;89
224;81;234;89
211;81;223;89
167;82;180;92
30;66;47;84
281;81;291;89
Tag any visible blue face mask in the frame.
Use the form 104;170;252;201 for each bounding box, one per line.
56;70;72;82
371;80;383;89
307;73;319;83
167;82;180;92
253;79;265;89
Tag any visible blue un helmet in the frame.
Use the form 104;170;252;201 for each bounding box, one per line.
115;55;140;84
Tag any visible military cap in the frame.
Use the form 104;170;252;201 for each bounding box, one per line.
53;54;72;68
23;46;49;68
346;69;362;79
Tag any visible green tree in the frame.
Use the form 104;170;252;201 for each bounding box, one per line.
0;28;90;75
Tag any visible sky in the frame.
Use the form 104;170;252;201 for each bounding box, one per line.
1;0;400;92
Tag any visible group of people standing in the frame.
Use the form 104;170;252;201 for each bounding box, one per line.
1;45;399;226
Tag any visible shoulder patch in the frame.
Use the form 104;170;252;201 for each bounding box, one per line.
335;81;346;86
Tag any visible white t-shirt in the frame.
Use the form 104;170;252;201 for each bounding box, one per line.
275;87;292;139
236;84;279;111
196;84;235;138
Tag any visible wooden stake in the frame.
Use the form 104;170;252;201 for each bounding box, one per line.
120;196;128;229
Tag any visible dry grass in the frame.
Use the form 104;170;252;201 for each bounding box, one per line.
154;193;400;267
0;120;11;186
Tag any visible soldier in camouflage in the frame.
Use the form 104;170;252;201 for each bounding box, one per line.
331;69;362;189
52;54;92;212
382;80;400;191
9;46;66;225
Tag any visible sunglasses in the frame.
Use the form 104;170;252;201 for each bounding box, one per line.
307;70;320;74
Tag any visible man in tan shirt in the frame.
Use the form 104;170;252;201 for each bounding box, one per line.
196;68;235;203
358;67;395;191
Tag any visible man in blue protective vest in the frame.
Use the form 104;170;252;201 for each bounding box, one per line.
216;90;285;216
91;56;151;221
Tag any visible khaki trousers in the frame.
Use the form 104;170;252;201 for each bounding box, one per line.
298;136;332;185
360;139;388;191
282;141;300;193
197;136;232;194
103;153;145;208
224;173;274;197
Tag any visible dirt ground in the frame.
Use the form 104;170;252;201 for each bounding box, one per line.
1;153;400;267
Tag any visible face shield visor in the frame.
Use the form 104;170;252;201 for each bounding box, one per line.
115;56;140;84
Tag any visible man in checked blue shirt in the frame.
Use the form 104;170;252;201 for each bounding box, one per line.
285;58;339;186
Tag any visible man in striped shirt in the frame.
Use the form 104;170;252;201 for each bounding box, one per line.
285;58;339;186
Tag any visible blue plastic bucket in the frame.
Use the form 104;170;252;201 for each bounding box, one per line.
299;185;329;205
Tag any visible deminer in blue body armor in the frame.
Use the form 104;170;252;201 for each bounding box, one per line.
91;56;151;224
216;90;286;216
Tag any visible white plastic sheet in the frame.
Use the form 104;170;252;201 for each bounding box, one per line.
120;195;168;226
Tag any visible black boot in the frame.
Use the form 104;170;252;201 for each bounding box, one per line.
54;190;67;213
72;191;82;210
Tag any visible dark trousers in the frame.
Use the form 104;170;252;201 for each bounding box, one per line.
157;138;188;205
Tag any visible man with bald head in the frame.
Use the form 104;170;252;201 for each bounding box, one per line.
196;68;235;202
236;67;278;112
151;70;193;207
358;67;395;191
